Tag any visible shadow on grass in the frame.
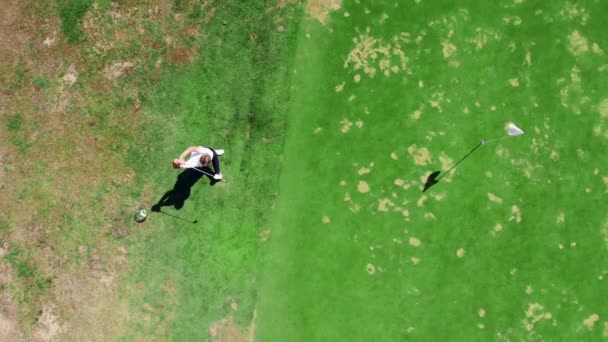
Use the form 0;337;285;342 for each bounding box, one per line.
151;167;217;212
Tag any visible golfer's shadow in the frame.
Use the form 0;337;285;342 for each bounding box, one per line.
151;167;217;212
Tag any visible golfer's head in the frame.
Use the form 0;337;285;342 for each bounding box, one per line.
200;155;211;166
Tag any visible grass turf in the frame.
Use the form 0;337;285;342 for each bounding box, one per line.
257;0;608;340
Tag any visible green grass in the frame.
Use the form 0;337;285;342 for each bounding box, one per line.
257;1;608;341
56;0;93;44
4;0;608;339
118;1;301;339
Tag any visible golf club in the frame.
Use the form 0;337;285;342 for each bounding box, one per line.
157;209;198;224
192;167;228;182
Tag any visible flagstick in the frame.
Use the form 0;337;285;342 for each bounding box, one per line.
436;141;483;181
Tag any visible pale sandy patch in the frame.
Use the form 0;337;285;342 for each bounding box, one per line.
366;263;376;275
335;82;345;92
477;323;485;329
410;257;421;265
424;212;436;220
463;106;470;114
603;321;608;336
33;305;66;342
557;212;565;224
340;180;347;186
378;198;394;212
313;127;323;134
402;209;410;217
433;193;446;201
344;192;351;201
478;308;486;318
456;248;465;258
583;314;599;329
344;11;350;17
409;237;421;247
390;152;398;160
417;195;427;207
592;43;604;55
488;193;503;204
340;119;353;133
103;61;135;81
357;181;370;193
550;150;559;160
526;285;534;295
570;242;577;247
523;303;552;332
568;31;589;56
509;78;520;87
355;120;364;128
495;223;503;232
442;41;457;59
322;216;331;224
509;205;522;223
407;145;432;166
475;101;481;107
412;110;422;120
348;94;356;102
358;167;371;175
394;178;404;186
439;153;454;173
496;146;510;158
599;99;608;118
525;51;532;66
354;74;361;83
593;168;599;175
306;0;342;24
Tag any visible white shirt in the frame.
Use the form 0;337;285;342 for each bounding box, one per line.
181;146;213;168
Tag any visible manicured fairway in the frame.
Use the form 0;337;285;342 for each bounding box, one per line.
258;1;608;340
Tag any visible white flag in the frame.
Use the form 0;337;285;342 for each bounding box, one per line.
506;123;524;136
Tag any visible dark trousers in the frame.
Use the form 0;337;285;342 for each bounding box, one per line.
209;148;221;174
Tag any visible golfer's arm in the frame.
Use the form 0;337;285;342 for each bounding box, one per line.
179;146;197;161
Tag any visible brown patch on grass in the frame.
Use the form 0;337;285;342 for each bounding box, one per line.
340;118;353;133
568;31;589;56
209;316;248;342
344;29;411;79
583;314;600;330
407;145;432;166
509;205;522;223
523;303;552;333
378;198;394;212
33;304;66;341
167;47;195;65
488;193;503;204
306;0;342;24
366;263;376;275
456;248;465;258
357;180;370;193
409;237;421;247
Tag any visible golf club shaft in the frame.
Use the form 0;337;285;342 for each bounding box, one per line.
192;167;227;182
158;209;197;223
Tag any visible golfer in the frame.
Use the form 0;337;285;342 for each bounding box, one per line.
173;146;224;180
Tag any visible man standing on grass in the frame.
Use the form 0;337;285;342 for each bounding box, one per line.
173;145;224;181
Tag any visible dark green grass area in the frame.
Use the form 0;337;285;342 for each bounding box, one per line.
56;0;93;44
258;0;608;341
120;1;301;339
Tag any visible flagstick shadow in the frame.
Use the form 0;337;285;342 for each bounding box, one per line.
422;171;441;192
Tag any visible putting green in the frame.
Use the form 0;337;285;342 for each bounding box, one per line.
257;0;608;340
